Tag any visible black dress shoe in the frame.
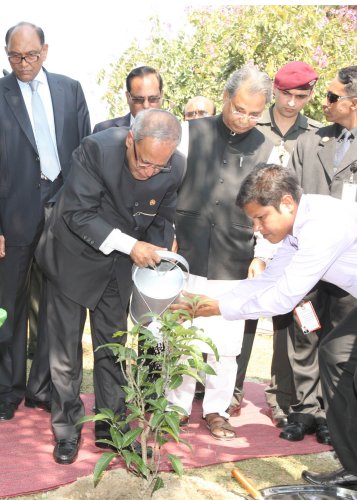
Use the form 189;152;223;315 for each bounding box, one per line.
270;405;288;428
315;421;332;445
0;402;17;421
302;467;357;487
24;398;51;413
53;437;80;464
279;421;315;441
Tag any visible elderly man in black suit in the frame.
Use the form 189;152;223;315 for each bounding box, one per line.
36;108;185;465
93;65;163;133
0;21;91;421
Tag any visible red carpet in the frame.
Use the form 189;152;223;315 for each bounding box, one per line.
0;382;332;498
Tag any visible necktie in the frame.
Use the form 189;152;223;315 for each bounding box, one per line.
30;80;61;181
334;130;352;170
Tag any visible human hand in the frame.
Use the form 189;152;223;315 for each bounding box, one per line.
248;257;266;278
170;291;221;317
130;241;166;267
0;235;5;258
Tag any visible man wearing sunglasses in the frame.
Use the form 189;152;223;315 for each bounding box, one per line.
35;109;185;464
93;66;163;133
289;66;357;488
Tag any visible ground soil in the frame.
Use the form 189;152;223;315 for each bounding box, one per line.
16;321;341;499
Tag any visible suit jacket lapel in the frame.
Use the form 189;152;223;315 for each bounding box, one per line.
47;71;64;147
4;74;37;151
317;135;336;181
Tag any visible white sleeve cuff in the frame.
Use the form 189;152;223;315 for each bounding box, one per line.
99;228;137;255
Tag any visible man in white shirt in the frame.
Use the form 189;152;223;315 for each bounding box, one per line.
174;163;357;488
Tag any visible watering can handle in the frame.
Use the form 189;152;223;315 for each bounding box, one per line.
155;250;189;275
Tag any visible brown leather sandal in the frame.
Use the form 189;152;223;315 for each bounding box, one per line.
204;412;236;440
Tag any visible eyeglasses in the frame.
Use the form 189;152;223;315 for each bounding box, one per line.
326;91;357;104
184;110;209;118
7;53;41;64
133;142;171;173
128;92;162;105
230;101;261;122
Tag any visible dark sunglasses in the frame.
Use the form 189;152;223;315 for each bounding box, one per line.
326;90;357;104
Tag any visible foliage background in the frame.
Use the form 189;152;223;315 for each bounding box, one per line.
97;5;357;123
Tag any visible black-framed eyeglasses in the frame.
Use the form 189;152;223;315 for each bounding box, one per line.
185;110;209;119
128;92;162;105
7;53;41;64
326;90;357;104
133;142;172;173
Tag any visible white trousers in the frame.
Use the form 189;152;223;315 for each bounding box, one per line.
166;354;237;419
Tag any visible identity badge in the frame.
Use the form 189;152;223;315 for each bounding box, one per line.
294;301;321;335
342;181;357;202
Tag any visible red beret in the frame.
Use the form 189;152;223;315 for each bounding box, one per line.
274;61;319;91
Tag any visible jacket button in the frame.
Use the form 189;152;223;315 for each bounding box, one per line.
219;178;224;183
223;159;227;164
134;202;139;207
211;223;215;228
215;200;220;205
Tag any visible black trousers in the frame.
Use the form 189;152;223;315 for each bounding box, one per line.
47;277;129;440
287;283;357;422
319;304;357;473
0;176;62;406
0;244;34;404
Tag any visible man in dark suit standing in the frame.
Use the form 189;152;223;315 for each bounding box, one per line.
93;66;163;133
0;22;91;421
36;108;185;464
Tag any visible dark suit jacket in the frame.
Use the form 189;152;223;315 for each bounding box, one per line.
0;70;91;246
36;127;186;310
176;114;274;279
290;123;357;199
93;113;131;133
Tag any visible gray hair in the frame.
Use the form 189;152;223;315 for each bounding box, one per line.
225;65;272;103
237;163;303;211
338;66;357;96
132;109;182;146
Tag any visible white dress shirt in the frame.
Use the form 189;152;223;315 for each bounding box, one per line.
220;194;357;321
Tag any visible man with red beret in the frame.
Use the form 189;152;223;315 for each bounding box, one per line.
232;62;327;441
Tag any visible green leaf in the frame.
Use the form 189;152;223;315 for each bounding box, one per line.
168;454;184;476
169;374;183;390
93;452;117;486
0;309;7;328
152;477;164;494
121;428;143;448
164;412;180;437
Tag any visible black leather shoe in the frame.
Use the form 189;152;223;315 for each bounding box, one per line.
280;421;315;441
302;467;357;487
270;406;288;428
315;421;332;445
53;437;80;464
0;402;17;421
25;398;51;413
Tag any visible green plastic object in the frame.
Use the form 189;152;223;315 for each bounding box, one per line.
0;308;7;327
